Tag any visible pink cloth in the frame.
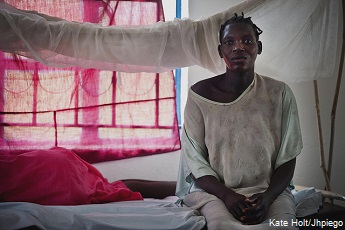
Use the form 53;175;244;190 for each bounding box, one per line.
0;0;180;164
0;147;143;205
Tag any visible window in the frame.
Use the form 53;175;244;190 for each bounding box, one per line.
0;0;181;163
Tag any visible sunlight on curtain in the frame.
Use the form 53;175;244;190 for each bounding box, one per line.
0;0;180;163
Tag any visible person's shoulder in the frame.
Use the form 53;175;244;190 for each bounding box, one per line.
257;74;284;83
256;74;286;88
258;74;298;99
191;75;221;96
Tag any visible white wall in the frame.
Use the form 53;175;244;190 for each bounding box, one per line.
94;150;181;181
188;0;345;206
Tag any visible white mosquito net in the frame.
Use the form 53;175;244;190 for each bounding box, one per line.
0;0;342;82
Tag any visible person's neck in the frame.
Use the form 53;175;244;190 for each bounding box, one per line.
221;70;255;93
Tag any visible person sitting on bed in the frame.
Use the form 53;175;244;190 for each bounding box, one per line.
176;13;303;230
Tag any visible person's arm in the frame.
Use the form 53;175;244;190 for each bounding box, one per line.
194;175;251;221
241;157;296;224
122;179;176;199
260;157;296;201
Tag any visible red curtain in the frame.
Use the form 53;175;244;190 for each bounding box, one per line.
0;0;180;163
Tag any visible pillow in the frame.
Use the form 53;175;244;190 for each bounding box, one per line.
0;147;143;205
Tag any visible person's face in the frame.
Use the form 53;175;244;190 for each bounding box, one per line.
218;22;262;72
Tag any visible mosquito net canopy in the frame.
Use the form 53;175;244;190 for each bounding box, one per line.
0;0;342;82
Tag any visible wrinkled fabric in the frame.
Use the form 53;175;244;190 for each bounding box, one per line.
0;200;206;230
0;0;342;82
176;74;302;228
183;189;297;230
0;147;143;205
176;74;303;198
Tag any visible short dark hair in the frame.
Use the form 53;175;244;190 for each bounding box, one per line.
219;13;263;43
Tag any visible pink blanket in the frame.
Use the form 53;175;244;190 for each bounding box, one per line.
0;147;143;205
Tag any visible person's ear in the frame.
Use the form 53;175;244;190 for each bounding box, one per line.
257;41;262;55
218;45;223;58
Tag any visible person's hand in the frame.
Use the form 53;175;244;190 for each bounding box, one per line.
222;191;252;222
240;192;274;225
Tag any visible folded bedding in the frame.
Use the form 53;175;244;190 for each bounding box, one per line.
0;147;142;205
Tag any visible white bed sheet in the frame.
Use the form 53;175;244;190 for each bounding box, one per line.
0;200;205;230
